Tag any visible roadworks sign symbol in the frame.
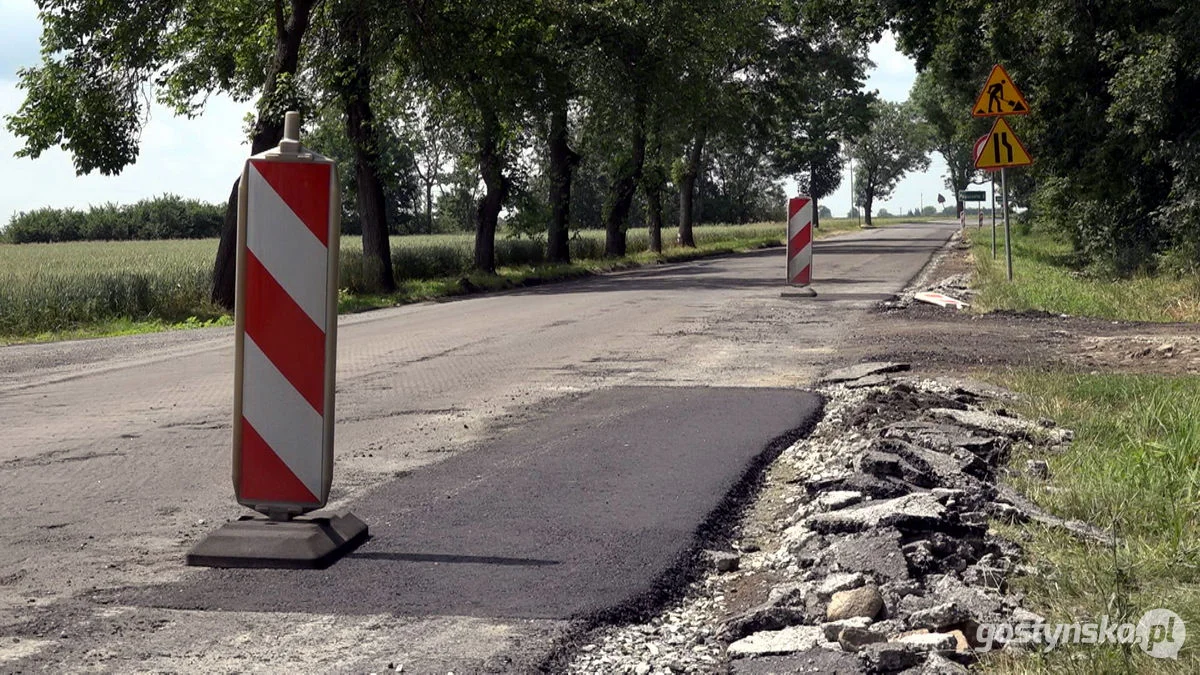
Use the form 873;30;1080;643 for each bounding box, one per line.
973;64;1030;117
975;118;1033;170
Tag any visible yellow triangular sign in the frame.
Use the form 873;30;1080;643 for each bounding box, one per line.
972;64;1030;117
975;118;1033;169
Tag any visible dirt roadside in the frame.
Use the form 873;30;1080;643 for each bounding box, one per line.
845;235;1200;378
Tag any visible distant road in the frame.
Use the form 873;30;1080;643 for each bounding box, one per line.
0;221;956;672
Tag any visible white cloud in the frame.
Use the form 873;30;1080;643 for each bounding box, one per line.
815;32;1000;216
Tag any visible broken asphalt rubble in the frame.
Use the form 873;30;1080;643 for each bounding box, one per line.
567;362;1103;674
723;362;1102;673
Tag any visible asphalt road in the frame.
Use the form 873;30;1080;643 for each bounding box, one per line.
0;221;957;672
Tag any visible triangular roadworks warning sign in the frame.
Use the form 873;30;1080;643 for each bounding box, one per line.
975;118;1033;169
972;64;1030;117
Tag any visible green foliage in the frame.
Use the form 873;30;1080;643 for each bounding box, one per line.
851;100;932;224
989;371;1200;673
3;196;223;244
967;228;1200;323
0;225;785;337
889;0;1200;274
304;101;421;235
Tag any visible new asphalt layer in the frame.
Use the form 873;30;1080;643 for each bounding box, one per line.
114;386;822;621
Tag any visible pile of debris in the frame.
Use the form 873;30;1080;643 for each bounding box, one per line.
566;363;1103;674
722;363;1102;673
881;231;974;311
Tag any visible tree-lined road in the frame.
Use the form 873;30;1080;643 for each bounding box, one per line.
0;222;955;672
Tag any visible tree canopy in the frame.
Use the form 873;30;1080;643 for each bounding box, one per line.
887;0;1200;274
9;0;901;288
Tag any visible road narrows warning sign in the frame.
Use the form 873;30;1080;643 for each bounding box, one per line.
972;64;1030;118
975;118;1033;170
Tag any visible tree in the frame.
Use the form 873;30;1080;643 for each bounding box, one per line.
320;0;404;292
887;0;1200;273
304;100;420;236
761;7;878;232
7;0;323;308
910;70;988;219
404;0;543;273
851;100;931;226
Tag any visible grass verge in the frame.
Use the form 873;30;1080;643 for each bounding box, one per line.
981;370;1200;673
967;228;1200;322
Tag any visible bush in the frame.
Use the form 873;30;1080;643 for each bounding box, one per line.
3;195;224;243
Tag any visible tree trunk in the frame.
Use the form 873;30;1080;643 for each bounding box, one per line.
211;0;318;310
546;93;578;264
425;180;434;233
864;193;874;227
645;184;663;254
474;106;508;274
340;7;394;293
677;128;705;248
604;122;646;258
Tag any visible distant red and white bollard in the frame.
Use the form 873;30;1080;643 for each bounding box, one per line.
782;196;816;297
187;111;367;569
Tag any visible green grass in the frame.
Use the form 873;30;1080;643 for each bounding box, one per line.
967;228;1200;322
982;371;1200;673
0;216;919;343
0;223;821;342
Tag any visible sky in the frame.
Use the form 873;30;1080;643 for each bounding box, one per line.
0;2;990;227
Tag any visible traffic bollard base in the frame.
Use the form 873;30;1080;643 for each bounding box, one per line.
186;511;368;570
780;287;818;298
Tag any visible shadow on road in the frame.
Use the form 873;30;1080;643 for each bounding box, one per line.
350;551;561;567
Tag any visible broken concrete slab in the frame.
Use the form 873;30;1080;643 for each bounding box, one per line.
907;603;969;632
896;632;958;650
727;626;827;658
806;492;946;534
929;408;1073;445
821;616;874;642
767;581;814;610
821;362;912;384
724;603;811;641
817;490;865;510
828;529;911;582
838;625;888;651
845;373;892;389
815;572;869;599
729;650;865;674
920;652;971;674
861;641;927;672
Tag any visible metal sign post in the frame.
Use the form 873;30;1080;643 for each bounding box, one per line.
991;175;998;260
972;64;1033;281
1002;168;1012;281
187;111;368;570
